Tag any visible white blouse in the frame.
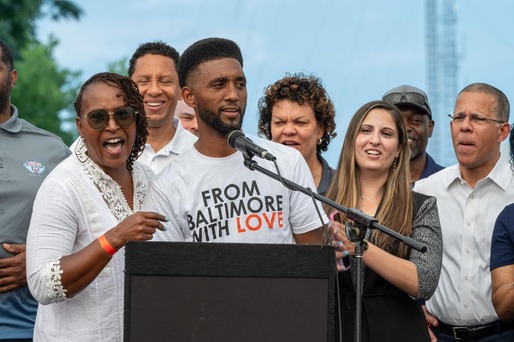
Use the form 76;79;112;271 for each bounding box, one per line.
26;155;153;341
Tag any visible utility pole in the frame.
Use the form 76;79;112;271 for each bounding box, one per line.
425;0;458;166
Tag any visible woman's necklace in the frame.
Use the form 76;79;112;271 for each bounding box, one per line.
358;191;381;210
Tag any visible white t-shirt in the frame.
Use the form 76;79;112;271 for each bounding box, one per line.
143;135;326;244
138;117;197;174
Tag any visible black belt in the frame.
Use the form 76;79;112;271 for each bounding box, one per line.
436;320;514;340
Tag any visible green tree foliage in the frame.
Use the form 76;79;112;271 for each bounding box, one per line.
0;0;82;54
1;0;82;144
11;38;82;145
107;57;129;76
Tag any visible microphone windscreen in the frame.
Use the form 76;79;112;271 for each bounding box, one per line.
227;130;245;148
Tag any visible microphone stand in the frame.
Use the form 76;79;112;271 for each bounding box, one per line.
243;157;427;342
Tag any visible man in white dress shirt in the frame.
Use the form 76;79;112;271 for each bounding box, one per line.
128;41;197;174
414;83;514;341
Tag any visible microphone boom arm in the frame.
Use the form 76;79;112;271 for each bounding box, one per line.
244;159;427;253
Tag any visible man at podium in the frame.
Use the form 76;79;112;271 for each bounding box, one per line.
143;37;326;247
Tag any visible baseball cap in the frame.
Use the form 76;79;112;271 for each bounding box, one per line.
382;85;432;120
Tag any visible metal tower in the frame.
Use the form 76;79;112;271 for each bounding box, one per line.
425;0;458;166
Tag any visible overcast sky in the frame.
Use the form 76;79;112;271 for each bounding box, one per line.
37;0;514;167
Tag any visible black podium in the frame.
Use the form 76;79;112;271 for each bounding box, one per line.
124;241;335;342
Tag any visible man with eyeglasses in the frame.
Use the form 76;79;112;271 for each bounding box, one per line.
0;39;70;341
414;83;514;341
383;85;444;182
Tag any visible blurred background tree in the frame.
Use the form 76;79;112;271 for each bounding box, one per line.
107;57;129;76
0;0;83;144
11;38;81;145
0;0;82;54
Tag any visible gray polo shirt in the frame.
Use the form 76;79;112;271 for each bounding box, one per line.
0;105;71;258
0;104;71;338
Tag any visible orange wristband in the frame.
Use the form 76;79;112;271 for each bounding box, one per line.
98;235;116;256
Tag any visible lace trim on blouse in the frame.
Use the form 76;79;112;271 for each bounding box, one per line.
44;259;67;302
45;158;149;300
83;158;146;222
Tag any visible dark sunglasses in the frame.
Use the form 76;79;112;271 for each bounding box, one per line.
383;92;429;108
83;106;138;130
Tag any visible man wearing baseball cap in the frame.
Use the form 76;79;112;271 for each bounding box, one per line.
383;85;444;182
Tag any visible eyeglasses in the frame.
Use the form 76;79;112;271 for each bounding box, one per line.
83;106;138;130
448;113;505;125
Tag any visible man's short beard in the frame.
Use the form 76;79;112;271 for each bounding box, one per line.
209;116;242;135
199;107;244;135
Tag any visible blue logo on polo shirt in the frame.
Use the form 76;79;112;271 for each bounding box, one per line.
24;160;46;176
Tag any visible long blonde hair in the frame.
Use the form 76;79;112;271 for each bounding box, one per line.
324;100;413;258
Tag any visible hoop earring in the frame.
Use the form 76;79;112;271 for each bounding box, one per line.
75;136;90;163
317;137;323;145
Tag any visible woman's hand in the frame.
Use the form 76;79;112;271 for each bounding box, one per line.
335;217;419;296
331;218;353;271
57;211;168;298
106;211;168;250
423;305;439;342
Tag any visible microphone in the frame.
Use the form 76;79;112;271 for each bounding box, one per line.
227;130;276;161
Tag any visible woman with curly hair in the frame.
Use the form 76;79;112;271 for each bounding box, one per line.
258;73;337;195
26;72;167;341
